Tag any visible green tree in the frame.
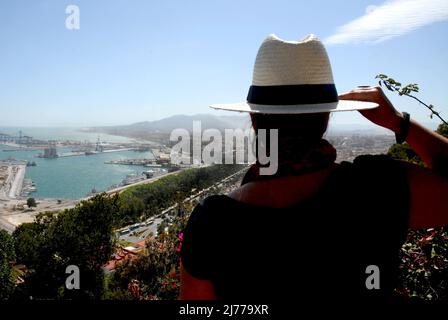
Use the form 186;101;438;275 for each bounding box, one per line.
436;123;448;137
387;143;424;166
0;230;16;300
13;213;53;266
117;193;145;224
27;198;37;208
50;194;118;299
13;194;118;300
118;164;245;226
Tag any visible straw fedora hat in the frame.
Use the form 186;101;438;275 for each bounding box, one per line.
210;34;378;114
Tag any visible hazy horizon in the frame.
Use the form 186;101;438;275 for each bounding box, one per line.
0;112;439;133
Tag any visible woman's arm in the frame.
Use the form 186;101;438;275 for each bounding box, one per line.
339;86;448;170
403;162;448;229
179;263;217;300
339;86;448;229
403;119;448;173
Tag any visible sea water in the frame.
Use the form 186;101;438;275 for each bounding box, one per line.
0;128;155;200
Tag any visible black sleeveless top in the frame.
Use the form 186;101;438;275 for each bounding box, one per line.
181;155;410;303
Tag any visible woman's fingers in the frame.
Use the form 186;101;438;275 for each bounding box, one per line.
339;86;402;132
339;86;380;102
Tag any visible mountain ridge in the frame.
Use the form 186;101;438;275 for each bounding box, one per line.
90;114;251;133
87;113;440;141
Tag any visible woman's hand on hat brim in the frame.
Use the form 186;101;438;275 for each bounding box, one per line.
339;86;403;133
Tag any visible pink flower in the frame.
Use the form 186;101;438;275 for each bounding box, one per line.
177;232;184;253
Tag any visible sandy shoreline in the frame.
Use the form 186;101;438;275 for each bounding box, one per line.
0;197;78;233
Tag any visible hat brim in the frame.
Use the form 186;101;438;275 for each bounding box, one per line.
210;100;378;114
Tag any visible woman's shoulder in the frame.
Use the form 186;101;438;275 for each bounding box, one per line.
196;194;236;211
187;195;236;223
323;153;410;217
229;164;339;207
352;153;401;165
337;154;407;177
326;154;408;185
182;195;230;238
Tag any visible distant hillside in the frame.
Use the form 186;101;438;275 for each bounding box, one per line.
90;113;438;143
89;114;251;143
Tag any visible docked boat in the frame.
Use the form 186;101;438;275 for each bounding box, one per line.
26;161;37;167
142;171;154;179
121;173;148;186
21;179;37;196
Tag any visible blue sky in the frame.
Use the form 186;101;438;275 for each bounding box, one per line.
1;0;447;128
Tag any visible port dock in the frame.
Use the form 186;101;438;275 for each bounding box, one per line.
0;160;28;200
105;159;161;167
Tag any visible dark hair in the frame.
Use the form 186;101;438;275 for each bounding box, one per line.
250;112;330;142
